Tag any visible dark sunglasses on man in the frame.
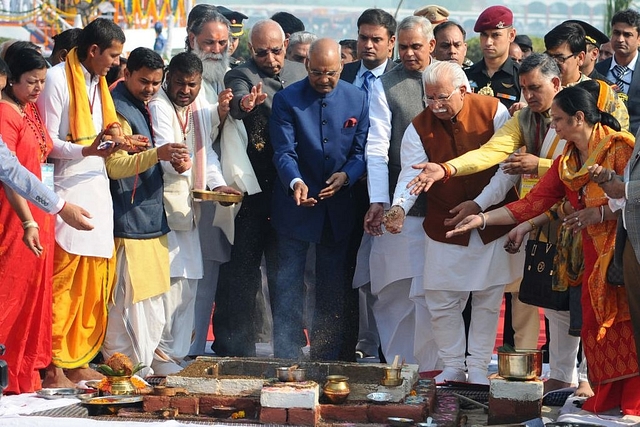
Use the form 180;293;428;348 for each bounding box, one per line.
253;44;285;58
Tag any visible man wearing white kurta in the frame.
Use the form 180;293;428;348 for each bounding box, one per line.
37;19;126;387
386;61;525;385
148;52;237;374
362;16;438;370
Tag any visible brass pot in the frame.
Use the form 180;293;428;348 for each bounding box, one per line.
381;367;403;386
323;375;350;404
106;376;136;395
497;350;543;380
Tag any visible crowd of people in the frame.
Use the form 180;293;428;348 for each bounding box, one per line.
0;1;639;419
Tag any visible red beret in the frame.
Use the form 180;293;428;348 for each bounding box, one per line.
474;6;513;32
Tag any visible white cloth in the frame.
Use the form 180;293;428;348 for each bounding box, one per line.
425;284;504;372
198;82;261;243
37;62;114;257
102;244;166;377
393;119;525;292
153;277;198;374
545;308;580;384
149;88;226;279
369;216;426;294
366;78;395;207
370;216;440;371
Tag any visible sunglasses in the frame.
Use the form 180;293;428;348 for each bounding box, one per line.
252;44;284;58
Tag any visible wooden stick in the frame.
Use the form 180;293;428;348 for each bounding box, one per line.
392;355;400;368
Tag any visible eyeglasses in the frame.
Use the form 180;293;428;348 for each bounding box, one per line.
308;67;342;78
252;44;284;58
545;52;578;64
425;87;459;105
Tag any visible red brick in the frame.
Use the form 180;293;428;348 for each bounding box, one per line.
320;403;369;423
488;397;541;425
260;407;287;424
143;395;171;412
198;395;259;418
288;408;319;426
367;403;426;423
169;396;199;415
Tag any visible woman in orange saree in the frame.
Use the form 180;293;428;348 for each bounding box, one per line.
447;85;640;415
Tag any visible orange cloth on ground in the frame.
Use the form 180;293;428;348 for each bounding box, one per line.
51;243;116;368
0;102;54;394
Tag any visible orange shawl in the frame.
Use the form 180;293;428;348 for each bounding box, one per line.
560;123;634;340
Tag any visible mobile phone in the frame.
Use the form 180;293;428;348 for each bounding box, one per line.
97;140;114;150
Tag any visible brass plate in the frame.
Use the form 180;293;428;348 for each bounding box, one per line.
192;190;243;203
82;395;143;405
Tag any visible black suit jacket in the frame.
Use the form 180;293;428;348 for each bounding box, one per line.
595;56;640;135
340;59;396;84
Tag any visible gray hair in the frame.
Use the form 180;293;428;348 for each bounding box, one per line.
289;31;318;48
422;60;466;89
519;52;561;80
397;16;434;42
185;5;230;51
250;19;286;44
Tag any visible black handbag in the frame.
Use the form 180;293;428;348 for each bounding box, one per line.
518;225;570;311
607;218;625;286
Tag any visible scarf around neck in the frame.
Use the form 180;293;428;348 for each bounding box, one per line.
65;47;118;145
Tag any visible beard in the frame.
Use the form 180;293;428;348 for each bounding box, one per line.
193;42;229;85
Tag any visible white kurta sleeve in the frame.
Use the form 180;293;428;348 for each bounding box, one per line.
392;124;427;213
366;78;392;206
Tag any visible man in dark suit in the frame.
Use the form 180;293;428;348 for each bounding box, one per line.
340;8;396;87
212;19;307;357
338;8;396;361
595;9;640;135
270;38;367;360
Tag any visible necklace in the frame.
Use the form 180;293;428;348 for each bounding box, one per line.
7;92;48;162
172;103;193;149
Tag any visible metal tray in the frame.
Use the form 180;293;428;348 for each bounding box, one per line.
81;395;143;405
36;388;89;400
192;190;243;203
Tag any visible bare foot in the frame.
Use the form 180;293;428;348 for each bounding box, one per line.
544;378;574;394
42;365;77;389
574;380;594;398
65;367;104;382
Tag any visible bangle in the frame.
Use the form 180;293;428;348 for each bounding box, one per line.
438;162;452;183
240;94;253;112
527;219;537;231
559;201;567;216
22;220;39;230
479;212;487;230
600;205;605;223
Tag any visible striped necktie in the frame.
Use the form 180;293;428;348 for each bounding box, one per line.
361;70;375;100
613;64;629;93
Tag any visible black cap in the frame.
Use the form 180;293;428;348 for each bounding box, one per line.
216;6;248;38
514;34;533;50
563;20;609;48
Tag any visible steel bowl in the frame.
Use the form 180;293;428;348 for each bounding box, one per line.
276;367;306;382
497;349;542;380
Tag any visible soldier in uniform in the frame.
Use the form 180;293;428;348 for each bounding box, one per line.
465;6;520;109
217;6;248;68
